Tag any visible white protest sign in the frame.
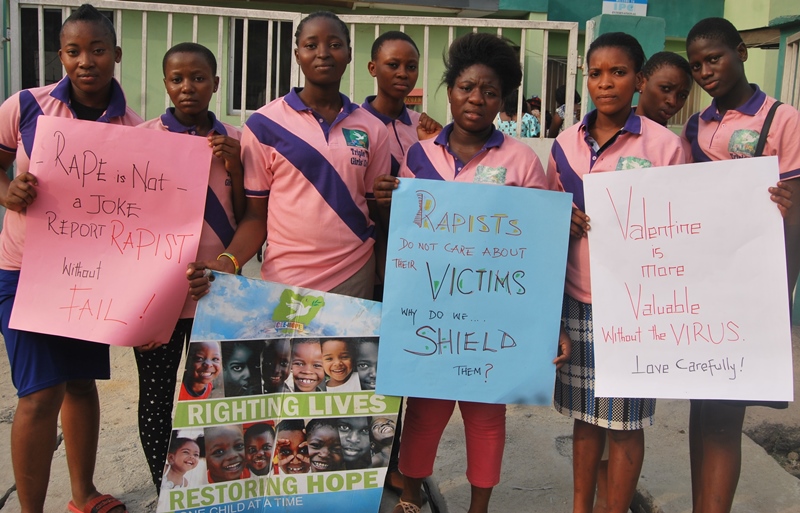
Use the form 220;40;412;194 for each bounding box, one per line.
585;157;793;400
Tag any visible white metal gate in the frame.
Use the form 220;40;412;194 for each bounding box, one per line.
7;0;580;136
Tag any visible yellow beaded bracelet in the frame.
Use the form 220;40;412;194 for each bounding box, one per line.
217;252;241;275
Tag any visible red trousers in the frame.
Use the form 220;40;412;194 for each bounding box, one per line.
398;397;506;488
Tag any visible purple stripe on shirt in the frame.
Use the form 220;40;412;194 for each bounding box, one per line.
405;143;444;181
246;112;375;242
684;114;711;163
19;90;44;158
781;168;800;180
204;185;235;247
552;140;585;211
390;155;400;177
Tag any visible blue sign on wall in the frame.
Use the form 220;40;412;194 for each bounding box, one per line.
602;0;648;16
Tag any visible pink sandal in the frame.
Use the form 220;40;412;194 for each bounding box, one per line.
67;494;128;513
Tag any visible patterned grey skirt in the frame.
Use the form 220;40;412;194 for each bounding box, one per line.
554;294;656;430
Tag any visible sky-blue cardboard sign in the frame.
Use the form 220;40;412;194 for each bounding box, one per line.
377;178;572;404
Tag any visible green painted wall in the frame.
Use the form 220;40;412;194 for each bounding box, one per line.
523;12;548;103
547;0;723;37
119;11;235;124
772;18;800;99
766;0;798;20
591;14;666;57
663;39;685;56
499;0;548;12
724;2;777;97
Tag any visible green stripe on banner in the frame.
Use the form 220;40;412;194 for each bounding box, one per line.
173;392;402;428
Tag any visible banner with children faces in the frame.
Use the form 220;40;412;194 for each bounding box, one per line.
584;157;794;400
377;178;573;404
11;116;211;346
158;272;400;513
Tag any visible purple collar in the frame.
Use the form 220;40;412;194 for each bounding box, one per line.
160;108;227;135
579;108;642;135
700;84;765;121
434;122;505;149
361;95;413;125
284;87;358;115
51;75;128;121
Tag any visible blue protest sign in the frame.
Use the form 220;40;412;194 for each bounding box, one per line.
377;179;572;404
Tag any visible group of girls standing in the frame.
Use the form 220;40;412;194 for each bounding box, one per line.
94;10;800;513
372;15;799;513
1;4;798;513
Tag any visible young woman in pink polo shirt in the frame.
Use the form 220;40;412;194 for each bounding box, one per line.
682;17;800;513
186;11;390;301
592;50;694;512
135;41;244;492
374;32;570;513
363;31;441;178
548;33;686;513
0;6;140;513
361;29;443;494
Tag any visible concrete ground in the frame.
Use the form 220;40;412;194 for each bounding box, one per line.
0;257;798;512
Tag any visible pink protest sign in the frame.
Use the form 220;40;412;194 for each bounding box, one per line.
10;116;211;347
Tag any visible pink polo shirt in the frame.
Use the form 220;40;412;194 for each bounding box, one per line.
399;124;547;189
361;96;421;176
0;77;143;270
242;88;390;291
139;109;241;318
681;85;800;179
548;109;686;303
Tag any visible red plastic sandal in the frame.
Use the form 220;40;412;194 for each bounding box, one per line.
67;494;128;513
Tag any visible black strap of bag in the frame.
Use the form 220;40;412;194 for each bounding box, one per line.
754;101;782;157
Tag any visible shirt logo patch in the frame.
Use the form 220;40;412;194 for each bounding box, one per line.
616;157;653;170
272;289;325;332
728;129;759;159
474;165;507;184
343;128;369;149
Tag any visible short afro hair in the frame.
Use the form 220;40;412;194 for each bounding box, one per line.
245;423;275;442
442;32;522;99
371;31;419;61
163;42;217;76
687;17;743;52
305;418;340;437
641;51;691;80
276;419;305;434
